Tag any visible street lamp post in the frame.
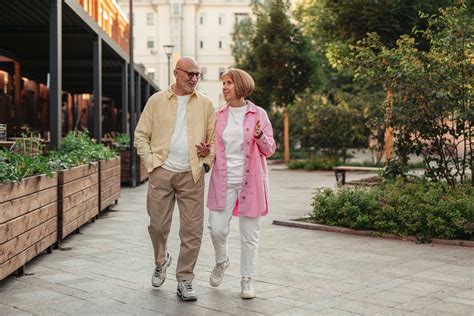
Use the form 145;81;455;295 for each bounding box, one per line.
163;44;174;86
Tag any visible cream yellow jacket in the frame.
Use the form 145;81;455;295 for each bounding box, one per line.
134;86;216;183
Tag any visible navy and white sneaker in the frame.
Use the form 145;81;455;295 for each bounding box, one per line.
177;280;198;301
151;252;172;287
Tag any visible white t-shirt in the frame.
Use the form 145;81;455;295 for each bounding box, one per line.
223;105;247;184
162;95;191;172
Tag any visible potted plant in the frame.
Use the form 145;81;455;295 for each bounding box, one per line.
48;131;117;242
0;142;57;280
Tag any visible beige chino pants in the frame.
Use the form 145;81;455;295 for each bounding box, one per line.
147;167;204;281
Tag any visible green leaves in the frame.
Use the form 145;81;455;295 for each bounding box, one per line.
48;131;117;170
233;0;315;109
311;179;474;241
113;133;130;151
0;150;53;183
348;4;473;186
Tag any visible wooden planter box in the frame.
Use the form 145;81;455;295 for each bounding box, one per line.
0;173;58;280
57;162;99;241
120;150;148;184
99;156;121;211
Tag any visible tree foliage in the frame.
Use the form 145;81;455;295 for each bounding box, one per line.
232;0;315;109
349;4;473;186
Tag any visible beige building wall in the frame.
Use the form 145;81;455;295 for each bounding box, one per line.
117;0;252;108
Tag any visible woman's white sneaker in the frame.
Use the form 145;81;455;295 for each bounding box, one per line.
151;252;172;287
210;257;230;287
240;277;256;299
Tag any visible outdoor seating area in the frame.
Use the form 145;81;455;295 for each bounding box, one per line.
0;0;156;282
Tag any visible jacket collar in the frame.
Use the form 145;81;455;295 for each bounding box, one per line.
166;84;197;99
217;100;257;113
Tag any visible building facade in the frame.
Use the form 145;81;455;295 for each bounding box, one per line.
117;0;252;107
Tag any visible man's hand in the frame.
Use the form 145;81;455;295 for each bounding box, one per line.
195;142;210;157
255;120;263;139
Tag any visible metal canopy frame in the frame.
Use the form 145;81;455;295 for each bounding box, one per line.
0;0;159;184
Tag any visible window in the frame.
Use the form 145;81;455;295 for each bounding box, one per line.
172;3;181;16
200;13;207;25
219;68;225;79
201;68;207;81
147;39;154;49
147;68;155;80
200;40;204;49
218;14;225;25
234;13;249;24
218;40;223;49
146;13;154;25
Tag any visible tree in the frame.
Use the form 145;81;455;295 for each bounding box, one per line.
349;4;473;186
294;0;458;162
290;92;367;161
231;0;315;161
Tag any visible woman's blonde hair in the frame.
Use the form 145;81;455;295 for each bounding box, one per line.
221;68;255;98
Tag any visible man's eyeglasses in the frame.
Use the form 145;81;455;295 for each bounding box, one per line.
176;67;202;80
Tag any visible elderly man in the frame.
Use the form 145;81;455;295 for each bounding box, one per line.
134;57;215;301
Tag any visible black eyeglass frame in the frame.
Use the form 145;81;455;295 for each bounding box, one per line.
176;67;202;79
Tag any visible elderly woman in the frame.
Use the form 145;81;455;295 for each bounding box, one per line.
207;68;275;299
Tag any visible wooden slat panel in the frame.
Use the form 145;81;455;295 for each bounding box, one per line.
0;231;57;280
0;187;57;224
60;184;98;212
100;165;120;181
100;192;120;210
57;162;98;184
0;203;56;244
101;180;120;201
99;156;120;171
62;195;98;226
0;218;56;264
59;173;98;198
0;174;57;204
61;203;98;240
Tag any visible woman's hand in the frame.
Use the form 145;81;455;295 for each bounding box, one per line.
195;142;210;157
255;120;263;139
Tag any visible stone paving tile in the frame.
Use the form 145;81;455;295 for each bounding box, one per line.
224;307;266;315
302;297;355;312
0;169;473;315
335;300;409;315
233;298;294;314
313;307;361;315
395;296;441;312
420;300;473;315
0;303;34;315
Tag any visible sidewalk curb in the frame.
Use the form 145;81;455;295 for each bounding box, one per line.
272;219;474;248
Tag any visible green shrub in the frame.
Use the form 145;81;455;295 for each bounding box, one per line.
311;179;474;241
49;131;116;170
0;150;53;183
288;156;339;170
114;133;130;151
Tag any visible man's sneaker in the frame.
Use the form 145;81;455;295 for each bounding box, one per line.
151;252;172;287
240;277;256;299
177;280;198;301
210;257;230;287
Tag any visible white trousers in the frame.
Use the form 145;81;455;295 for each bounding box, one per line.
208;182;261;278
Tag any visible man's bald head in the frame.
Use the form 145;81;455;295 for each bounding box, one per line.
175;57;199;70
173;56;201;95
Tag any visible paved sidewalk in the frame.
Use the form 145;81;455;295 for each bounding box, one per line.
1;169;473;315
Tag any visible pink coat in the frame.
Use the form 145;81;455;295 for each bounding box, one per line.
207;101;276;217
